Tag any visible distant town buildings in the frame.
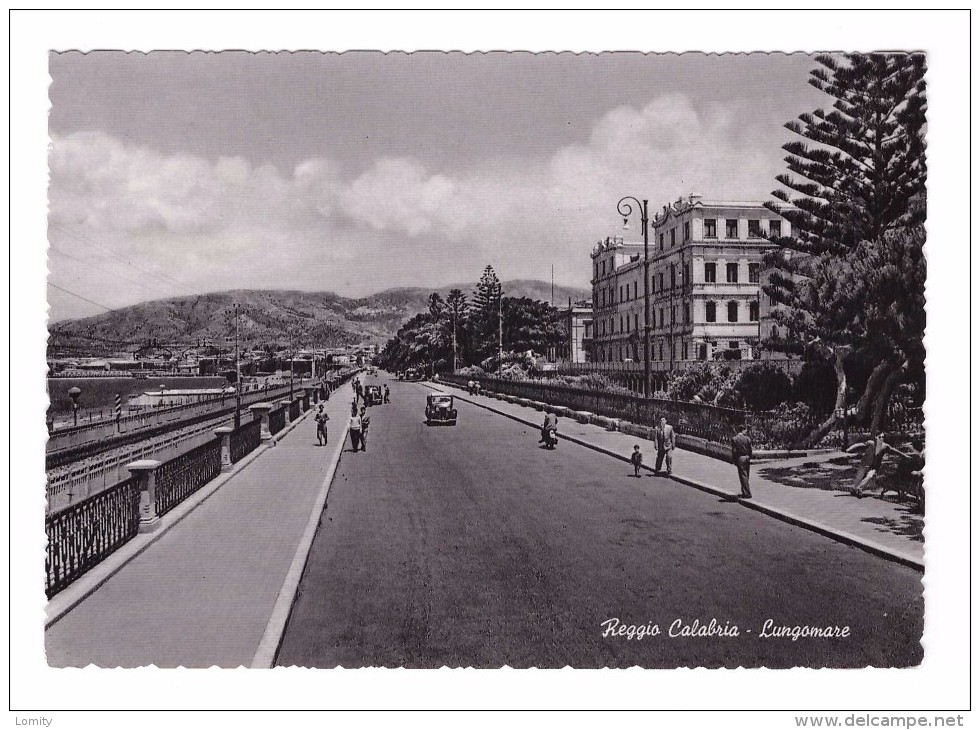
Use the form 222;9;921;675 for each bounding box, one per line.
590;195;790;368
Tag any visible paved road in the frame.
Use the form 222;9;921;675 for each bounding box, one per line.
276;375;922;668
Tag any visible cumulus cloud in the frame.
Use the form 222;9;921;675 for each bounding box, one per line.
48;94;785;320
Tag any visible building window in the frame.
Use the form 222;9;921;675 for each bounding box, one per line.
670;266;676;289
684;222;690;241
683;264;690;287
671;306;676;324
728;301;739;322
729;340;739;350
601;290;606;307
704;263;717;283
748;220;763;238
601;261;606;276
683;342;688;360
705;301;717;322
620;285;624;302
671;228;676;247
659;273;664;290
659;342;664;360
726;219;738;239
704;219;716;238
659;308;664;327
769;219;781;237
659;233;664;251
699;344;708;360
749;300;760;321
620;315;624;333
684;304;690;324
651;275;656;294
634;313;639;332
749;263;760;283
619;347;623;361
626;315;630;332
727;263;739;283
601;320;606;336
633;281;637;299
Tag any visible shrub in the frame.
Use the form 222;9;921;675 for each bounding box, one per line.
748;401;815;449
736;363;795;411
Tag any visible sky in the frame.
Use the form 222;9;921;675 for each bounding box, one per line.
47;51;829;321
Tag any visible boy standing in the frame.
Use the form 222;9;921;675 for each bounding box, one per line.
630;445;643;477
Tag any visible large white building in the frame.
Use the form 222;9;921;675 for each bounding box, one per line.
590;195;791;376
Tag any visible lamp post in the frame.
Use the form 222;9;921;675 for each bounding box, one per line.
618;197;651;397
68;386;81;427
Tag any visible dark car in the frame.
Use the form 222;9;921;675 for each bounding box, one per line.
425;393;457;425
405;367;424;381
363;384;383;406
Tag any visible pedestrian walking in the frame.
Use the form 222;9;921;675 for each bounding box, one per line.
351;400;358;417
359;406;371;452
732;427;753;499
349;411;363;452
314;404;330;446
630;445;643;477
654;417;675;476
383;385;390;404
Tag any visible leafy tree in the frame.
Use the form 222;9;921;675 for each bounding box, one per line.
501;297;564;355
736;362;794;411
764;53;927;443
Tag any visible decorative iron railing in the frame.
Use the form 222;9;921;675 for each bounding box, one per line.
442;374;747;444
45;476;141;597
229;418;262;464
154;439;222;517
269;406;286;435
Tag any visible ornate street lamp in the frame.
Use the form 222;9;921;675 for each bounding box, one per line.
618;197;651;397
68;386;81;427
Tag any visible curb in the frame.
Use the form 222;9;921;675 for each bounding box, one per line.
426;382;923;573
44;406;319;629
251;420;352;668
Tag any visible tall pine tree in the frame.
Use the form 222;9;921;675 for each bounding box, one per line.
470;265;503;363
764;53;927;443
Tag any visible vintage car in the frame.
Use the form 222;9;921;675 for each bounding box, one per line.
404;367;424;381
363;384;383;406
425;392;458;425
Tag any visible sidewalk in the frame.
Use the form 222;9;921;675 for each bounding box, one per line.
431;382;924;570
44;389;353;668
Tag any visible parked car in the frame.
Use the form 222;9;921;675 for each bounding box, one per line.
405;367;424;381
363;384;383;406
425;393;458;425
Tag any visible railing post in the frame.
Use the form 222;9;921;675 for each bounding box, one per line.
127;459;162;533
280;399;292;425
250;403;274;443
214;426;234;472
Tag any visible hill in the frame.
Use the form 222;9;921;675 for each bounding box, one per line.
48;281;591;355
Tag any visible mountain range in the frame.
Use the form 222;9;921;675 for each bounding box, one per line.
48;280;591;354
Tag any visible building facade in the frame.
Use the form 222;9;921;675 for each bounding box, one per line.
556;298;594;364
590;195;790;371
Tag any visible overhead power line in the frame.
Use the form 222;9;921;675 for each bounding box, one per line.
49;220;199;296
47;281;114;312
48;245;176;299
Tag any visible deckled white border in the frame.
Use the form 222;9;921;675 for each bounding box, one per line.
8;8;970;722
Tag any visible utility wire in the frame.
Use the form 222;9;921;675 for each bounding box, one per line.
48;244;176;299
47;282;114;312
49;221;199;296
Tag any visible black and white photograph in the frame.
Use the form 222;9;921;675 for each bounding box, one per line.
9;8;971;721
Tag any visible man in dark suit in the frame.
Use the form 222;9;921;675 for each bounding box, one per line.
654;417;675;476
732;428;753;498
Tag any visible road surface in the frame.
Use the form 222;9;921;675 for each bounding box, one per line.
276;375;922;668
